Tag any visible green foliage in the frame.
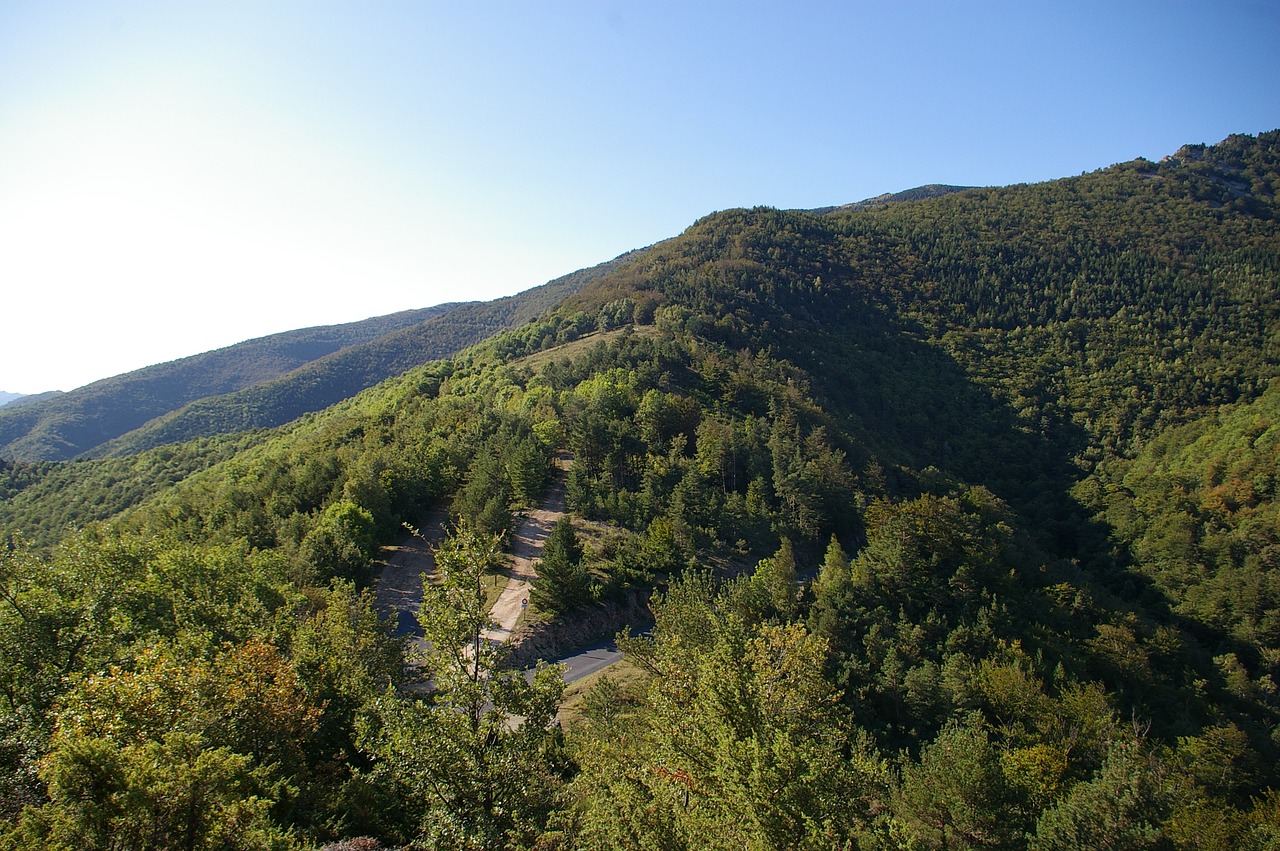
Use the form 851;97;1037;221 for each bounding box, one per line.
1030;740;1173;850
0;305;449;463
13;731;295;850
891;717;1022;849
568;572;886;849
361;524;566;849
0;528;399;846
298;501;377;585
451;421;551;540
284;580;403;834
735;537;800;623
1;252;635;464
808;488;1032;743
532;517;590;615
0;434;259;550
1092;380;1280;648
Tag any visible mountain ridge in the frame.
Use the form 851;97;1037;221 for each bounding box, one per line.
806;183;976;215
0;252;637;461
0;306;451;460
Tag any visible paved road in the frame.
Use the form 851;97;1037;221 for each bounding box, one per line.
538;622;650;684
374;509;448;668
557;639;625;683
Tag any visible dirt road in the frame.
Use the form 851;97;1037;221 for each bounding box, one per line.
374;453;571;652
482;463;569;644
374;508;448;661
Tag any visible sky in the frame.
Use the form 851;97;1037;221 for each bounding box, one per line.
1;2;1277;394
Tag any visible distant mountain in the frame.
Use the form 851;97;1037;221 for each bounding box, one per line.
6;391;63;408
84;253;637;459
0;253;637;462
0;306;451;461
0;391;58;408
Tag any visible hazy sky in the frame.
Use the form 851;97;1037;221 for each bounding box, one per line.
2;1;1277;393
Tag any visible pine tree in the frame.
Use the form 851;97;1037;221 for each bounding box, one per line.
531;517;589;615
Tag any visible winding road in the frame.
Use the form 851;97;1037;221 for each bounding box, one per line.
373;452;621;684
373;508;446;650
481;466;568;644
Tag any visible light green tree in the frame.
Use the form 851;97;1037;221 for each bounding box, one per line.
297;501;377;584
362;524;565;850
11;731;295;851
891;716;1022;849
1031;740;1173;850
571;572;886;849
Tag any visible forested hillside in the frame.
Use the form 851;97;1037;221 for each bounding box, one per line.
2;131;1279;849
84;254;641;461
0;305;452;462
0;392;61;410
0;251;632;463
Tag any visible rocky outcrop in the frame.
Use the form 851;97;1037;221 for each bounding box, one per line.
505;589;652;669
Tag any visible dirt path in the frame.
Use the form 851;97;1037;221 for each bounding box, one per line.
482;456;570;644
374;508;448;659
374;453;571;656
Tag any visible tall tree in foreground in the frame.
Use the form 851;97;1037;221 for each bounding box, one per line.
361;524;565;850
566;572;888;849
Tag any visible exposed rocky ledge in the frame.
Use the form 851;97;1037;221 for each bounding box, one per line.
505;589;653;670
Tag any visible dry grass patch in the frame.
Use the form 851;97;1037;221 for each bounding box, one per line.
557;656;649;727
514;324;663;373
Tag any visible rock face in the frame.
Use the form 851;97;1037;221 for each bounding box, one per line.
505;589;653;670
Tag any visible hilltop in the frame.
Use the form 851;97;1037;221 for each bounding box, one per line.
807;182;975;214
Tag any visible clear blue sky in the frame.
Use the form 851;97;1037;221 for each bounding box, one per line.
2;1;1277;393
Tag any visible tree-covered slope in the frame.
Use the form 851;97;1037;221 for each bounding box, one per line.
0;391;62;409
0;432;264;547
0;305;453;462
0;252;635;463
84;253;638;459
807;182;974;214
3;131;1280;848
